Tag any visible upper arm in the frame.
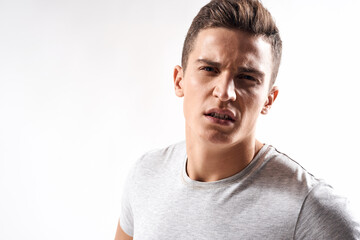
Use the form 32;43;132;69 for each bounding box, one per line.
118;160;137;237
294;184;360;239
115;220;133;240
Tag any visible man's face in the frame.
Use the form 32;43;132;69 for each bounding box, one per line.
174;27;278;146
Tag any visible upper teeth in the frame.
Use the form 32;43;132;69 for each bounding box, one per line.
210;112;231;120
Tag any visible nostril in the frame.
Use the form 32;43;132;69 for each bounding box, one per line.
213;85;236;102
212;77;236;101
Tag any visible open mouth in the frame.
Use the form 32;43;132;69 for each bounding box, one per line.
205;112;235;122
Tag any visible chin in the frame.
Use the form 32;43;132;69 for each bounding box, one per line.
202;130;236;145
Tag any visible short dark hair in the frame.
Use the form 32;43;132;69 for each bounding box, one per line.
181;0;282;84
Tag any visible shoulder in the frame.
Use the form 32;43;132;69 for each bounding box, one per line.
140;141;186;161
265;145;315;177
258;145;321;191
261;146;360;238
294;183;360;239
122;141;186;198
130;141;186;179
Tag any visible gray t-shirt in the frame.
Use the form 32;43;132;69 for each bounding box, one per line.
120;142;360;239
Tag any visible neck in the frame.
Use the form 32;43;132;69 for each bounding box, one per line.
185;131;263;182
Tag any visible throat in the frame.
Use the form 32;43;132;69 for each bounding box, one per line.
185;125;263;182
186;147;254;182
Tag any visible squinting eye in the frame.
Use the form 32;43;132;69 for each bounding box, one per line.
238;75;256;81
201;66;215;72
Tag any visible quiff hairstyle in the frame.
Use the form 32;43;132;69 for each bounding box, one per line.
181;0;282;84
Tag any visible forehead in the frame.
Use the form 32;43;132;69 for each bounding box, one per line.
189;28;273;75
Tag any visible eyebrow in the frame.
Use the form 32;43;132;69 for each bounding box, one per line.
196;59;221;68
196;58;265;78
237;66;265;78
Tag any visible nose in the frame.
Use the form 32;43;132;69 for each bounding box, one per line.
213;74;236;102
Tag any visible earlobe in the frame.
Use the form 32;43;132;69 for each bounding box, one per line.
174;65;184;97
261;86;279;115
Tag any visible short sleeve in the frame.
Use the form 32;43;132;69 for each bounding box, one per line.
294;183;360;239
119;162;136;237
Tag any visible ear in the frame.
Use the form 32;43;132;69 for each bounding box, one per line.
261;86;279;115
174;65;184;97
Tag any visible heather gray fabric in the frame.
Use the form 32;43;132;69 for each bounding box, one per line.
120;142;360;239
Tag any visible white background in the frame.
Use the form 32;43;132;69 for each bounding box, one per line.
1;0;359;239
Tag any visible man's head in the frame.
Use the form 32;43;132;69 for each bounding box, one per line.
181;0;282;85
174;0;280;147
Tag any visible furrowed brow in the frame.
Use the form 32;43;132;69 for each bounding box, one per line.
237;66;264;78
196;59;221;68
196;59;265;79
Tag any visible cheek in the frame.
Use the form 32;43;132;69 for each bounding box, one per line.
237;89;267;113
182;78;200;118
184;76;212;101
188;74;210;90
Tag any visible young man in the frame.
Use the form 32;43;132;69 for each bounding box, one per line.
115;0;360;239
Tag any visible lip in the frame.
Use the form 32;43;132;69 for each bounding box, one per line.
204;108;236;125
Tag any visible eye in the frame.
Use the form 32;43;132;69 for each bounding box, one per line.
237;74;257;82
200;66;217;73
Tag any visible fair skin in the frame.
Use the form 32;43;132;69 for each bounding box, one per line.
115;220;133;240
174;27;278;182
115;27;278;239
